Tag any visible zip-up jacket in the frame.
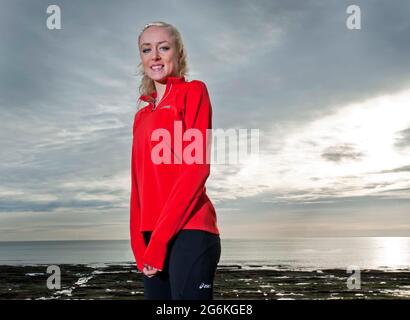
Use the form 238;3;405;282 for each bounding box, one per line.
130;76;220;272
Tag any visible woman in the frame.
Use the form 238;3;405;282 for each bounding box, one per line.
130;21;221;300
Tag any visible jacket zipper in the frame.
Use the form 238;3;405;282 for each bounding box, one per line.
152;83;173;112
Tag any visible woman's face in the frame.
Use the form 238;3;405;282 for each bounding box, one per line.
139;26;179;83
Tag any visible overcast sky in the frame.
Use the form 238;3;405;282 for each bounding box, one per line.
1;0;410;241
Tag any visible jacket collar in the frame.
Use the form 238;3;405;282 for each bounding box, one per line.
139;76;185;102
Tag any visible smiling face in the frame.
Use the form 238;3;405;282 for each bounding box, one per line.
139;26;180;83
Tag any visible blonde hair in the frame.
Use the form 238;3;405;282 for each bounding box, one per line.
137;21;188;104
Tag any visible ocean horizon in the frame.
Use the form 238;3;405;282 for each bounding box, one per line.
1;237;409;271
1;237;410;299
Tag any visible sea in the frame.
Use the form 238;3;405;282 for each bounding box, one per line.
0;237;409;271
1;237;409;299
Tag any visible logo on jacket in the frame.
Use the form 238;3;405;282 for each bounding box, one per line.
199;282;212;289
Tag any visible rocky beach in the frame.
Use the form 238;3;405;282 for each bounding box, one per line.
1;263;409;300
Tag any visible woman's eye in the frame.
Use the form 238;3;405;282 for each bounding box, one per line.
142;47;169;54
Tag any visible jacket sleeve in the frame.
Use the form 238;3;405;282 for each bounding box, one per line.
142;80;213;271
130;126;147;273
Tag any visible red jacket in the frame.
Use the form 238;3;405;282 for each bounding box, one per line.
130;76;220;272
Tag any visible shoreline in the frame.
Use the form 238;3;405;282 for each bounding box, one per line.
1;263;409;300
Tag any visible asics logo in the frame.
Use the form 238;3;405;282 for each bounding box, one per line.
199;283;211;289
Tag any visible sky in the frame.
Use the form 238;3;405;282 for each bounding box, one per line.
0;0;410;241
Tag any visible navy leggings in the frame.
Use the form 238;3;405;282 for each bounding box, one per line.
142;229;221;300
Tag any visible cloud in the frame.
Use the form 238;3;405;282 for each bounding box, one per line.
394;127;410;149
210;88;410;205
1;0;410;240
321;143;364;163
378;164;410;174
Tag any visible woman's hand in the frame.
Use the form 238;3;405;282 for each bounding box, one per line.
143;264;160;278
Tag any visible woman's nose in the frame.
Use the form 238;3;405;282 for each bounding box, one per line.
151;48;160;60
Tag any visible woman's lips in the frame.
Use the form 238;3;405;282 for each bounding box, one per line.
151;65;164;71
